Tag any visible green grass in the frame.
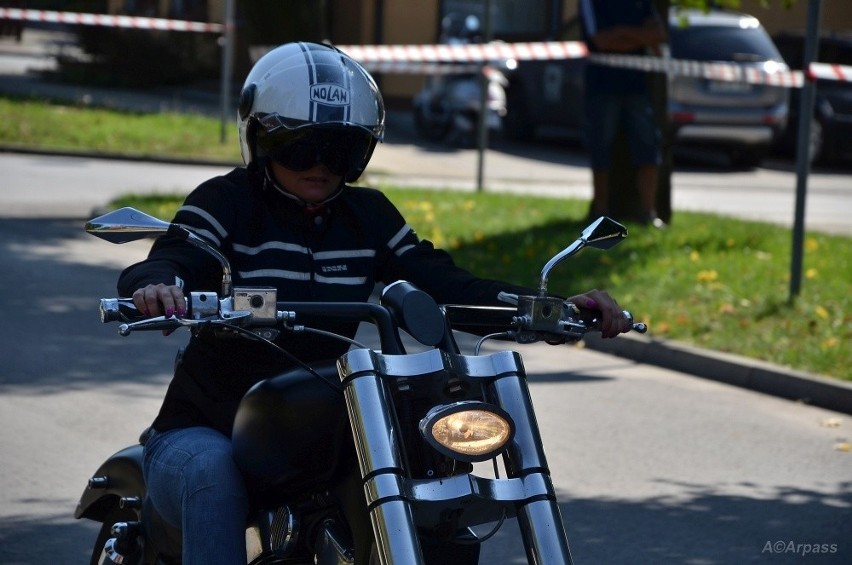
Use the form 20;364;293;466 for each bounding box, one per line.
0;96;241;162
112;191;851;381
3;95;850;380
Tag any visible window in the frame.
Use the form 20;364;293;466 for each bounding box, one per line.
441;0;552;39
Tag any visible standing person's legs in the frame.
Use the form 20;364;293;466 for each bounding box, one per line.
636;164;658;219
584;92;621;218
623;93;662;222
143;426;250;565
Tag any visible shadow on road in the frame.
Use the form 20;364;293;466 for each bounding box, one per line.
0;218;176;392
2;478;848;564
480;481;852;564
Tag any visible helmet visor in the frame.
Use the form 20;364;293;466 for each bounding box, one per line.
260;127;373;177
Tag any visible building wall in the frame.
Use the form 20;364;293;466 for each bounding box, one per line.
378;0;440;104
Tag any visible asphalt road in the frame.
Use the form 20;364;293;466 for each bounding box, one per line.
0;209;850;564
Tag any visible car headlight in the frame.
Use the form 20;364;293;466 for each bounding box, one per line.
419;401;514;462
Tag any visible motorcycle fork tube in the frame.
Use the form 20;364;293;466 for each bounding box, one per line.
343;372;425;565
490;375;574;565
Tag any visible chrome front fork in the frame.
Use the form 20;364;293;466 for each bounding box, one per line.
491;372;574;564
339;348;574;565
340;356;423;564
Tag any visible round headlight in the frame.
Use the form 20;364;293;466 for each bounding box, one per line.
419;401;514;462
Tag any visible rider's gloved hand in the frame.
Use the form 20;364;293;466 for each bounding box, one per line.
565;289;630;339
132;283;186;336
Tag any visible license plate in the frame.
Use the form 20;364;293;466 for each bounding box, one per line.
706;80;753;94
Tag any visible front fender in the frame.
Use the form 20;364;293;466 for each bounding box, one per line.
74;444;145;522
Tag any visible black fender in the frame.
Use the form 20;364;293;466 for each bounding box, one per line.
75;444;145;522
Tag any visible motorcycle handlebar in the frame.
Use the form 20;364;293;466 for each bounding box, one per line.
99;291;645;350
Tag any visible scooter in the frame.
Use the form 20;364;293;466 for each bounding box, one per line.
76;208;645;564
412;13;509;147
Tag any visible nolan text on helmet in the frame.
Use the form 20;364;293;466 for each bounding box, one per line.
310;84;349;106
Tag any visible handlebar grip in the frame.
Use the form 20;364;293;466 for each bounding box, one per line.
100;298;145;323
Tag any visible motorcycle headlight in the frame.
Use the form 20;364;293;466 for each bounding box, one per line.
419;401;514;462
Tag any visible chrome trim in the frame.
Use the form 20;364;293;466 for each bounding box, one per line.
674;124;774;144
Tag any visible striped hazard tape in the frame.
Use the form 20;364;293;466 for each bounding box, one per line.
0;7;222;33
810;62;852;83
588;52;805;88
4;8;852;87
339;42;851;88
338;41;588;66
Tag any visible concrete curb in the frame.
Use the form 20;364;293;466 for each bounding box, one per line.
584;332;852;415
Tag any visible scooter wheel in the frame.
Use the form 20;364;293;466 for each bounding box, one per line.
414;105;452;142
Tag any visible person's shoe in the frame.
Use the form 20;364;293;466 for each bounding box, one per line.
639;213;667;229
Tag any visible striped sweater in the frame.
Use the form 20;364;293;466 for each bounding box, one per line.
118;167;532;434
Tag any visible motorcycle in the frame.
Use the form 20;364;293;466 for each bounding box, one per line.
75;207;646;564
412;13;510;147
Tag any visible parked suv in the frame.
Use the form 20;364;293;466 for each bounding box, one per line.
502;8;790;168
772;31;852;165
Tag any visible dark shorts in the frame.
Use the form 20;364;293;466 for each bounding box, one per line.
584;91;661;169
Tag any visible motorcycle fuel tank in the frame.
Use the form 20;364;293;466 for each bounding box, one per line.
231;362;354;499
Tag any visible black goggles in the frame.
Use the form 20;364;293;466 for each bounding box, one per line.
259;128;373;176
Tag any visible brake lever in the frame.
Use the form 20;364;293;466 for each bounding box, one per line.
118;315;188;336
497;291;519;306
116;311;255;336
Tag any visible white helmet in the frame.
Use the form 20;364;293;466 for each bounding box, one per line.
237;42;385;182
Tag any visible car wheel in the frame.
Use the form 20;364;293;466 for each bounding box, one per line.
806;117;825;164
502;83;535;141
729;147;767;169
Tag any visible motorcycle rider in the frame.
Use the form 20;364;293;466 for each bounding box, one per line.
119;41;631;564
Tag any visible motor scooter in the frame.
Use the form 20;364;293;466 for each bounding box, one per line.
412;13;509;147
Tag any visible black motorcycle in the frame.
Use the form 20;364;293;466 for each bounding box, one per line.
75;208;645;564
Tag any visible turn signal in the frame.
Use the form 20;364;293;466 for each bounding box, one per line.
420;402;514;462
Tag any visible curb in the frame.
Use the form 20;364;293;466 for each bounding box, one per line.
584;332;852;415
0;144;239;168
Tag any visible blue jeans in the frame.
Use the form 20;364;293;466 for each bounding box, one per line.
143;426;249;564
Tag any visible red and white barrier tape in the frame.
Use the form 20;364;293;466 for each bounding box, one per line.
340;42;851;88
588;52;805;88
809;62;852;83
4;8;851;86
338;41;588;65
0;8;221;33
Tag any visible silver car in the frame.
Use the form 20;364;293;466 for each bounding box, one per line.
668;9;790;167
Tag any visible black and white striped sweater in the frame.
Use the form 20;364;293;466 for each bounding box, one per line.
118;167;532;435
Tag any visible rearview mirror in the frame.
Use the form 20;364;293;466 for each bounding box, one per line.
85;207;173;244
537;216;627;295
85;207;234;296
580;216;628;250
